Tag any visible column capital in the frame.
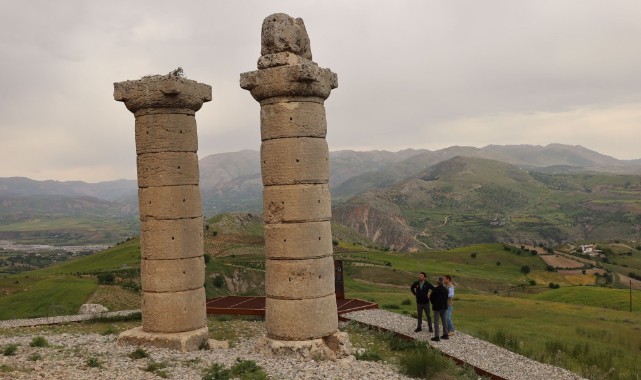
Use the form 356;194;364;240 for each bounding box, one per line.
240;13;337;102
114;74;212;115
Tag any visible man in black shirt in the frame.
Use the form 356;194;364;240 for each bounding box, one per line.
410;272;434;332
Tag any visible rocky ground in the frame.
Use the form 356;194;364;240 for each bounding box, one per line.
0;320;411;380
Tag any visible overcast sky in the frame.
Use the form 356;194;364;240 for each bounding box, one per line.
1;0;640;182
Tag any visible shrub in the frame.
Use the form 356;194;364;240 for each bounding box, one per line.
213;275;225;288
399;348;448;378
230;359;268;380
530;249;538;255
28;353;42;361
496;261;501;266
383;304;400;310
528;279;537;286
2;344;18;356
332;240;339;246
388;334;425;351
520;265;531;275
203;363;231;380
97;272;115;285
401;299;412;305
86;357;102;368
546;265;555;272
102;325;117;335
470;252;477;258
204;254;211;264
128;347;148;360
29;336;48;347
145;361;168;378
354;349;382;362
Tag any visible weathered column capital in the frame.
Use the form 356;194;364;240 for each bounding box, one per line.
114;74;212;116
240;13;337;103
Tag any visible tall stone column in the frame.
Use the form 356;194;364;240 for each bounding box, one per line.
113;73;211;352
241;14;350;359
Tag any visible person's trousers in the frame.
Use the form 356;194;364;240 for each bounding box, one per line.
446;304;455;332
416;303;432;329
433;309;447;337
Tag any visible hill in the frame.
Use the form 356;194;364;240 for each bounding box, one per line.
334;156;641;250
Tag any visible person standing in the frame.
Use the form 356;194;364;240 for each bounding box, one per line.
410;272;434;332
429;277;449;341
444;274;455;334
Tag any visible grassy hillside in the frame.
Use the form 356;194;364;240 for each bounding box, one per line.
334;156;641;250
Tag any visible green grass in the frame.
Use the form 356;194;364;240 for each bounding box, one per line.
528;286;641;312
0;276;97;319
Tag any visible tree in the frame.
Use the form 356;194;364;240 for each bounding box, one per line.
520;265;531;275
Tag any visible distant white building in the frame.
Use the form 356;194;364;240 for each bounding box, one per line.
580;244;601;257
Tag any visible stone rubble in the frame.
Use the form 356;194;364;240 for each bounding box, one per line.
0;322;410;380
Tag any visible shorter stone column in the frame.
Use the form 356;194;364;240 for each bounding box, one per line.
113;73;211;351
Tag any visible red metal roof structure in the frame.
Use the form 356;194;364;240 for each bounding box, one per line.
206;296;378;317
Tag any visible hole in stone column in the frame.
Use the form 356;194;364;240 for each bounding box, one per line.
171;237;175;240
263;161;266;164
180;130;183;134
177;165;181;169
318;200;321;203
288;277;291;281
149;201;152;204
319;275;322;279
318;237;321;240
290;117;293;121
183;199;186;202
295;159;299;163
283;239;287;242
146;131;149;135
183;270;186;275
281;201;285;205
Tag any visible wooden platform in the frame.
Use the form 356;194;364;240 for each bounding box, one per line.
206;296;378;316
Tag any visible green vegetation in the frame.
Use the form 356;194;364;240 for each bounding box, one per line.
128;347;149;360
2;343;18;356
29;336;48;347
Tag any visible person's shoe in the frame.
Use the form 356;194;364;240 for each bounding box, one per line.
441;334;449;340
430;337;440;342
449;330;455;335
428;328;433;333
414;327;422;332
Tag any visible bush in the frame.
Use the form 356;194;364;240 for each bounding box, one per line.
470;252;477;258
528;279;537;286
204;254;211;264
128;347;148;360
401;299;412;305
530;249;538;255
496;261;501;266
28;353;42;361
354;349;382;362
2;344;17;356
97;272;115;285
86;357;102;368
383;304;401;310
203;363;231;380
520;265;531;275
546;265;555;272
230;359;268;380
400;348;448;378
145;361;168;378
213;275;225;288
549;282;560;289
332;240;339;246
29;336;48;347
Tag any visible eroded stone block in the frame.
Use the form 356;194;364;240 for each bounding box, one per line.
263;184;331;223
260;101;327;140
265;256;335;299
135;114;198;154
140;217;204;260
137;152;200;187
142;287;207;333
141;256;205;293
260;13;312;59
261;137;328;185
265;295;338;340
264;221;332;259
139;185;202;220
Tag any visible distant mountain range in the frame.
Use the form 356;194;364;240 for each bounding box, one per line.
1;144;640;246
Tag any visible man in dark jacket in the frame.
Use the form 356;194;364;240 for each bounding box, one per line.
410;272;434;332
429;277;449;341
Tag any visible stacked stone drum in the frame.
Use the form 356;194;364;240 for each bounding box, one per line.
113;74;211;351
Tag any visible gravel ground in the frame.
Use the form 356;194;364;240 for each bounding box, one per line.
0;309;587;380
341;309;586;380
0;317;411;380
